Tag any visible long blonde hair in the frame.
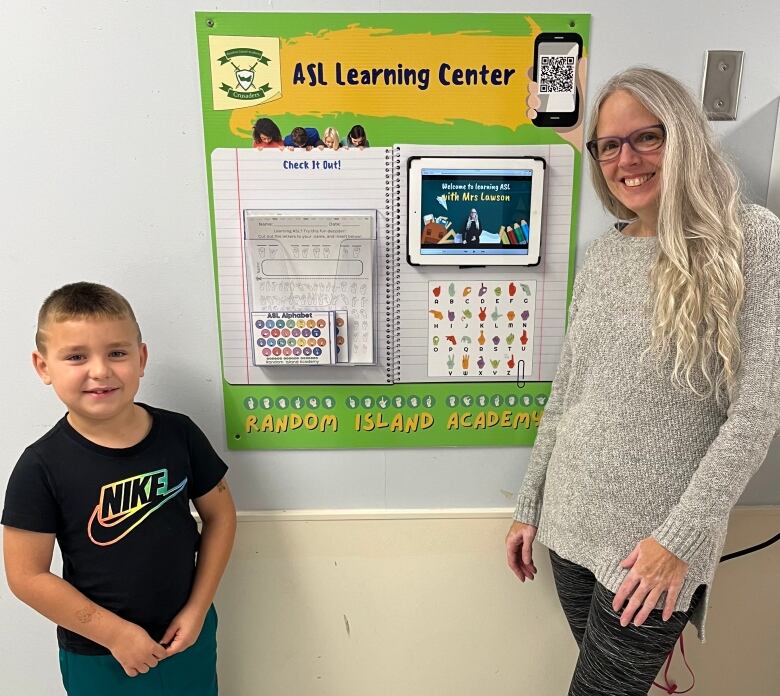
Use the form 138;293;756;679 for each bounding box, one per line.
587;67;745;402
322;127;340;150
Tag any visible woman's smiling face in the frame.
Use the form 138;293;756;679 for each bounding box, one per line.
597;90;664;223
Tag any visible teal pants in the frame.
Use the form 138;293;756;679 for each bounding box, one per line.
59;605;218;696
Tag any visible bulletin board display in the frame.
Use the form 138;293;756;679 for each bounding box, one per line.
195;12;589;448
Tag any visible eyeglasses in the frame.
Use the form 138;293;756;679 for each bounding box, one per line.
586;124;666;162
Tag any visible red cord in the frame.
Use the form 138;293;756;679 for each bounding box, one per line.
653;634;696;694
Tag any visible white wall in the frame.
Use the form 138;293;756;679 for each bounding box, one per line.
2;1;780;693
4;509;778;694
2;1;779;512
215;508;779;696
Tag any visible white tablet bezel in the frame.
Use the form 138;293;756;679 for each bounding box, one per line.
407;156;545;266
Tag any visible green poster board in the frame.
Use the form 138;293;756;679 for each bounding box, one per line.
195;12;589;449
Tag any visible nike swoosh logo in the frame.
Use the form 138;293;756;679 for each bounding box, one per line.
87;479;187;546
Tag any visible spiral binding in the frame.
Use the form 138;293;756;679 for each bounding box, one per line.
384;147;395;383
389;145;403;384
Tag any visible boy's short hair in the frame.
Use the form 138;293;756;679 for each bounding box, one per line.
36;282;141;353
291;127;308;147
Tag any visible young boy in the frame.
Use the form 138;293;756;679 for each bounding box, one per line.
2;282;236;695
283;125;323;149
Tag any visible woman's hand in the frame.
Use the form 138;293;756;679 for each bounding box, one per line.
613;537;689;627
505;521;538;582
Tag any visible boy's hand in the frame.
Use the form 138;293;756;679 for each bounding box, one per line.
160;477;235;658
108;622;167;677
161;603;208;657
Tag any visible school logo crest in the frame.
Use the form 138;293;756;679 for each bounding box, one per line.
208;36;281;110
235;64;258;91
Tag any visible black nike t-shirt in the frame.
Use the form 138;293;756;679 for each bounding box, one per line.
1;404;228;655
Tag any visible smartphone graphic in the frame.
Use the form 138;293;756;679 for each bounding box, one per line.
532;32;583;128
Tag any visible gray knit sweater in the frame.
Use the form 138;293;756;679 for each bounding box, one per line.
514;204;780;638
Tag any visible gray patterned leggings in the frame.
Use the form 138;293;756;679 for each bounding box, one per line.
549;549;705;696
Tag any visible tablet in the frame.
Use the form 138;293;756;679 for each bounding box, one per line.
407;157;545;266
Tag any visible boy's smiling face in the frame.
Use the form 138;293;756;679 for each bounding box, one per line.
33;317;147;431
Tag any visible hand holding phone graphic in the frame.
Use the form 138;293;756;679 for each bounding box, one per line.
527;33;585;140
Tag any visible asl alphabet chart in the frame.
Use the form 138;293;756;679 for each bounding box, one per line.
427;280;536;379
251;311;338;366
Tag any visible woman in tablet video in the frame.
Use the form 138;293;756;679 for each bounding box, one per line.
463;208;481;246
506;67;780;694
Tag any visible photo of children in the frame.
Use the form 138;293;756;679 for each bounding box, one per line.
340;124;370;148
250;122;371;153
252;118;284;149
284;126;324;149
321;127;340;150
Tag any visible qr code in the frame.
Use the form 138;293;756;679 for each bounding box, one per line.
539;56;575;93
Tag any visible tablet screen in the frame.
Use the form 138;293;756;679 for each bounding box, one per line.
407;157;545;266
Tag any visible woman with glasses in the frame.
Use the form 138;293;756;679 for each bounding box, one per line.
506;67;780;695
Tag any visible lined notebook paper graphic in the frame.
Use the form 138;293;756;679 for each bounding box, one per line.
393;144;574;384
211;144;573;386
212;148;392;386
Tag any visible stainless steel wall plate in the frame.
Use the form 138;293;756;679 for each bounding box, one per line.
702;50;744;121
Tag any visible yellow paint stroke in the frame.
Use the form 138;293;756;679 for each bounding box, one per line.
229;19;543;139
